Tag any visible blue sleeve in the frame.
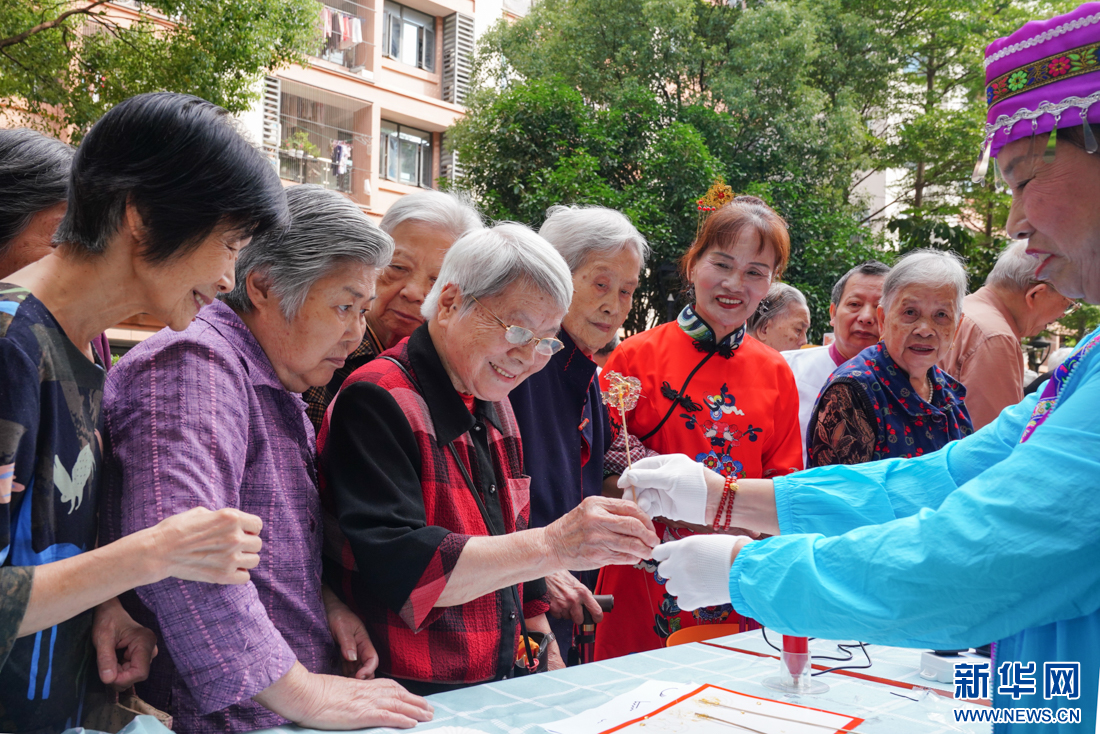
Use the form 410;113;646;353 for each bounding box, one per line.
773;392;1039;537
728;361;1100;650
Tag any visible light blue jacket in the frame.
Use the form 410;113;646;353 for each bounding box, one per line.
729;327;1100;733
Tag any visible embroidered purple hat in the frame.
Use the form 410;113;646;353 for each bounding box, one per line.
975;2;1100;180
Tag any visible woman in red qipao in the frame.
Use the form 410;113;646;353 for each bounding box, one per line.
595;196;803;660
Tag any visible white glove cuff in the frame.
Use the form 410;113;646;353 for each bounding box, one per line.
678;465;709;525
692;535;738;607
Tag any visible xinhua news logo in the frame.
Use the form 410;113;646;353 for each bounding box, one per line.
951;660;1082;725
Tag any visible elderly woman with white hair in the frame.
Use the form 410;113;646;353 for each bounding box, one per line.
101;185;433;733
303;189;481;431
509;205;650;659
747;282;811;352
318;222;659;694
803;249;973;467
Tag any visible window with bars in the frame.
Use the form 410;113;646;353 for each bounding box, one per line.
267;78;371;196
382;0;435;72
380;121;432;188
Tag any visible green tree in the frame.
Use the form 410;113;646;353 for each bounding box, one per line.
447;79;721;333
455;0;903;340
0;0;320;137
874;0;1077;284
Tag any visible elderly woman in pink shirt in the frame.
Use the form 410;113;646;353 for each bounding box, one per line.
102;185;432;733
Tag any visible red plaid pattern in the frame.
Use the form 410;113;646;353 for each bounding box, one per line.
318;339;548;686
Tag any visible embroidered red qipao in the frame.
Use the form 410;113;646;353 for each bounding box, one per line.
595;306;803;660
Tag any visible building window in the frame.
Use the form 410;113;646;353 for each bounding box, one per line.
275;80;370;197
383;1;435;72
380;121;432;188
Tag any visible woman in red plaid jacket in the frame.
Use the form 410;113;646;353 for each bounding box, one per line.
318;223;660;696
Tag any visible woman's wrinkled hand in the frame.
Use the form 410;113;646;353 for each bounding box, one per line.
256;663;433;730
545;570;603;626
151;506;263;585
544;496;659;570
92;597;158;690
323;587;378;680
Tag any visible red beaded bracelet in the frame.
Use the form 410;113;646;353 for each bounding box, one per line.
713;475;739;532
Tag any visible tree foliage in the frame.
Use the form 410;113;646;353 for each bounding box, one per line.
0;0;320;138
451;0;892;337
449;0;1080;338
877;0;1076;285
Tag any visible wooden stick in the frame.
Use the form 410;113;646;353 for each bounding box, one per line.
619;394;632;470
699;700;859;732
694;712;769;734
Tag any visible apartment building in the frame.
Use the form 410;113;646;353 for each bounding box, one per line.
230;0;531;220
102;0;528;347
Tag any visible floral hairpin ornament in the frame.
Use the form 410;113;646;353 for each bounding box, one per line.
603;371;643;480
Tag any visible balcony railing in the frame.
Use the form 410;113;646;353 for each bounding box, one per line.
318;1;373;73
318;39;371;72
278;150;354;194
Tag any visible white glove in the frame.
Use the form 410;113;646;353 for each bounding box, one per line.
618;454;708;524
651;535;745;611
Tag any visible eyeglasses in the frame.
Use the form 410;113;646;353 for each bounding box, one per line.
471;295;565;356
1064;299;1082;317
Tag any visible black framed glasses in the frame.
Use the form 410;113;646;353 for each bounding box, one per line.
471;295;564;356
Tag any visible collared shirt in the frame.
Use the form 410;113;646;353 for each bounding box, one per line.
318;324;548;695
807;342;973;467
302;324;383;433
782;345;846;467
100;300;335;734
939;287;1025;429
0;285;105;734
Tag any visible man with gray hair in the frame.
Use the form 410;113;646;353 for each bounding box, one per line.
782;261;890;465
940;241;1073;428
748;282;810;352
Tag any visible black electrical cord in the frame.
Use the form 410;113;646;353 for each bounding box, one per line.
812;642;873;676
760;627;873;676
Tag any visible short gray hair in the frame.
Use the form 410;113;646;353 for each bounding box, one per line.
421;222;573;321
222;185;394;319
985;241;1040;291
747;282;808;336
830;260;891;306
881;249;968;319
538;205;650;273
0;129;73;249
379;189;483;240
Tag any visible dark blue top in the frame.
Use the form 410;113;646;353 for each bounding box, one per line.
510;329;612;531
807;342;973;465
0;286;105;733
